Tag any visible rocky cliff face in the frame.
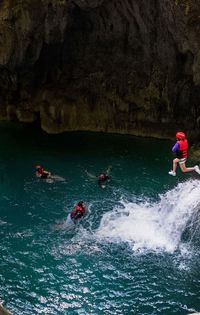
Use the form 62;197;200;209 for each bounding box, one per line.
0;0;200;139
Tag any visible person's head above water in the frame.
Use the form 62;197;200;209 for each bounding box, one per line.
176;131;186;140
99;173;106;178
35;164;42;170
77;201;84;207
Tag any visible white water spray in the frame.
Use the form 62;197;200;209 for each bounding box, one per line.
96;180;200;253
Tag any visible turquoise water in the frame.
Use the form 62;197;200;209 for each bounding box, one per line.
1;123;200;315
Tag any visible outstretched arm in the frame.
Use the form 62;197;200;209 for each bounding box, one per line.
105;165;112;176
85;170;97;179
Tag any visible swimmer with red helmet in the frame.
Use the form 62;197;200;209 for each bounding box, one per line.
168;132;200;176
35;165;65;182
35;165;51;179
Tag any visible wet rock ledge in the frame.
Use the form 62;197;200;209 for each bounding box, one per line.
0;0;200;139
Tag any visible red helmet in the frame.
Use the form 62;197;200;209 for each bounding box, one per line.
176;131;185;140
35;164;41;169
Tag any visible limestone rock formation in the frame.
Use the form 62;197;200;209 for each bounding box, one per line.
0;0;200;139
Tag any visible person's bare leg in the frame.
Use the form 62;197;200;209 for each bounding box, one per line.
179;162;195;173
172;158;179;173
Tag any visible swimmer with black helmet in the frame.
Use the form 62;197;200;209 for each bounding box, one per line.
70;201;87;223
85;166;112;188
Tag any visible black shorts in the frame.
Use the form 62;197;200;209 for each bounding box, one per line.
41;173;49;179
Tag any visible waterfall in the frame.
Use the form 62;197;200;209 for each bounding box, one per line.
96;180;200;253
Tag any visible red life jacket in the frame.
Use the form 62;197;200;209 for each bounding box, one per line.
177;139;188;159
36;167;44;176
75;205;85;215
71;205;85;219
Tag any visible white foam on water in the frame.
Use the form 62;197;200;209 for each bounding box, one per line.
95;180;200;253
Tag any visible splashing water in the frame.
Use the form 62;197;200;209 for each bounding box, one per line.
96;180;200;253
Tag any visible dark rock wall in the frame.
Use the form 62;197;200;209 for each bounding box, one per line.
0;0;200;139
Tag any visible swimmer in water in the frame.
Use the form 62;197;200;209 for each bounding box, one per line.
35;165;51;179
35;165;65;182
70;201;87;223
85;166;112;188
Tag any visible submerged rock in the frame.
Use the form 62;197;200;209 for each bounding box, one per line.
0;0;200;138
